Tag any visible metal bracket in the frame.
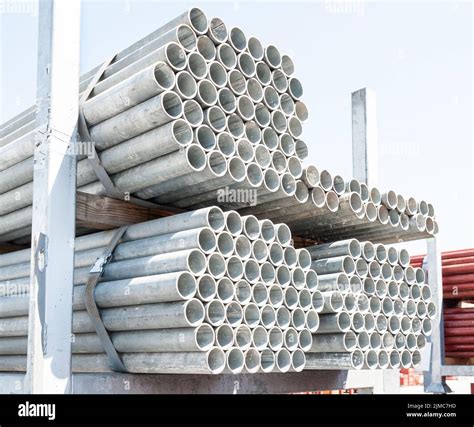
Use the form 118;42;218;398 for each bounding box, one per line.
34;232;48;355
424;380;452;394
90;254;112;274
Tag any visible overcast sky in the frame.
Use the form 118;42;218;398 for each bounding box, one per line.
1;0;472;254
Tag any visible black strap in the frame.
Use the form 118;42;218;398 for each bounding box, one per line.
77;56;166;209
83;225;128;372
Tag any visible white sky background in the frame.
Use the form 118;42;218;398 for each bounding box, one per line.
1;0;473;255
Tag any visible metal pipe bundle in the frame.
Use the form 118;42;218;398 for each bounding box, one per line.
303;238;434;370
0;8;314;244
240;173;437;246
282;181;437;244
444;307;474;359
0;206;318;374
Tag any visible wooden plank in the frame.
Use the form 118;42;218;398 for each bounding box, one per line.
292;235;319;248
76;192;184;230
0;244;29;254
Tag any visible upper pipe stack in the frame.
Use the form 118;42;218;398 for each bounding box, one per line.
0;206;318;374
248;172;438;244
303;238;435;370
0;7;309;243
0;8;436;246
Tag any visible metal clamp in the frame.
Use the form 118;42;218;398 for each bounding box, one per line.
83;225;128;372
90;254;112;274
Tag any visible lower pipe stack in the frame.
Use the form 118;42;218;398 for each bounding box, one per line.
0;206;316;374
303;239;434;370
0;210;432;373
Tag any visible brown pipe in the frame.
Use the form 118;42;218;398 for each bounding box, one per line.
411;248;474;262
443;283;474;289
442;264;474;276
445;308;474;314
441;257;474;266
445;345;474;351
443;274;474;284
443;291;474;299
444;314;474;320
444;320;474;328
446;352;474;358
445;336;474;344
444;327;474;336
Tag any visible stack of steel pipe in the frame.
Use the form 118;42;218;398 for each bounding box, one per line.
0;7;436;247
411;248;474;300
238;165;340;222
236;170;437;245
0;7;311;244
444;307;474;359
277;177;438;244
0;207;319;374
303;238;435;370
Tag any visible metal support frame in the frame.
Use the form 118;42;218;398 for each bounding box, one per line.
24;0;81;394
351;88;378;187
0;370;396;394
351;90;450;393
423;238;451;393
351;87;400;394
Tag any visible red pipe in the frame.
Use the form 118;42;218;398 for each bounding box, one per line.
443;274;474;284
445;327;474;336
443;284;474;290
413;249;474;261
443;294;474;300
444;284;474;289
411;257;474;267
444;320;474;328
440;249;474;258
442;264;474;276
445;345;474;351
445;308;474;314
444;292;474;299
446;352;474;358
445;336;474;344
444;313;474;318
442;257;474;266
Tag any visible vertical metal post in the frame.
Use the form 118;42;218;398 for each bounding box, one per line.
351;87;399;394
25;0;81;394
423;237;450;393
351;88;378;187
